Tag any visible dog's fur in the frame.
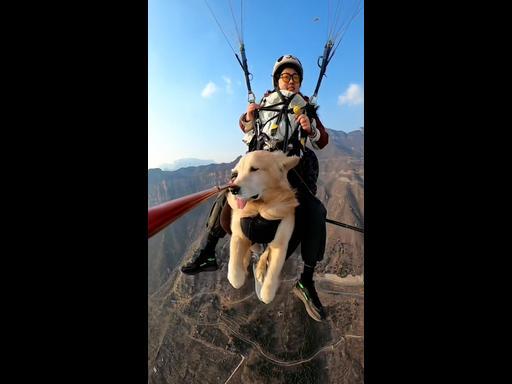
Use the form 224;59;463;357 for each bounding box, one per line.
227;150;300;304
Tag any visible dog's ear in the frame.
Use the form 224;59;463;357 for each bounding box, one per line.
281;155;300;172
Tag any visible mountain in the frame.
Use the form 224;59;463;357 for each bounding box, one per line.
148;158;240;294
148;129;364;383
157;158;217;171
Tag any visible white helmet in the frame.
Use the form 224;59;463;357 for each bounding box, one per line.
272;54;303;87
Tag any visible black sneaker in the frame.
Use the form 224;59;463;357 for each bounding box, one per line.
292;280;326;322
180;249;218;275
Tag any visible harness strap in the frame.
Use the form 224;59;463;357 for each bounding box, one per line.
253;91;315;156
235;44;255;103
310;40;334;105
258;101;287;110
275;90;294;151
259;113;280;128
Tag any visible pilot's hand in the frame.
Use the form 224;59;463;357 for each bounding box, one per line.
245;103;261;121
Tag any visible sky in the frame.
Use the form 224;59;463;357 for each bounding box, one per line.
148;0;364;169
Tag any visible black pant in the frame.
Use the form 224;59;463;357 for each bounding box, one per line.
285;190;327;264
205;190;228;238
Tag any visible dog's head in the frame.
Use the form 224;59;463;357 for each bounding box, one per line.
229;150;300;209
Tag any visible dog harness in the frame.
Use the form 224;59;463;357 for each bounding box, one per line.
240;214;281;244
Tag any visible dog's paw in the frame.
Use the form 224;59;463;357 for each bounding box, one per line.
228;270;246;289
255;259;267;284
259;282;277;304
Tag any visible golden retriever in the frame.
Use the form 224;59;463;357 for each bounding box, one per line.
226;150;300;304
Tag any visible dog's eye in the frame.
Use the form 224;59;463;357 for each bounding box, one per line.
250;167;259;172
231;171;238;180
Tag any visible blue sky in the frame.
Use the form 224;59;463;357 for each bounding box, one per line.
148;0;364;168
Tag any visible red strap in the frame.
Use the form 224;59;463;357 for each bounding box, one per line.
148;185;229;238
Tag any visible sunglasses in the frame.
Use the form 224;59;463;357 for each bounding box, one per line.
279;73;301;83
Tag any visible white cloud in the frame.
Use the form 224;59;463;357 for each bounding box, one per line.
222;76;233;94
338;83;364;106
201;81;218;98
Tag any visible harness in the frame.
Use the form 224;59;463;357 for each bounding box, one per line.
248;90;313;158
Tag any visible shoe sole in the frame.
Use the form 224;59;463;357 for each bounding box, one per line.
292;286;322;322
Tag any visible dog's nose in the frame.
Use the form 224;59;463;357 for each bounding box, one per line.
229;185;240;195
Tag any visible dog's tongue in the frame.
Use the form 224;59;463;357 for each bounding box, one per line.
236;197;247;209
